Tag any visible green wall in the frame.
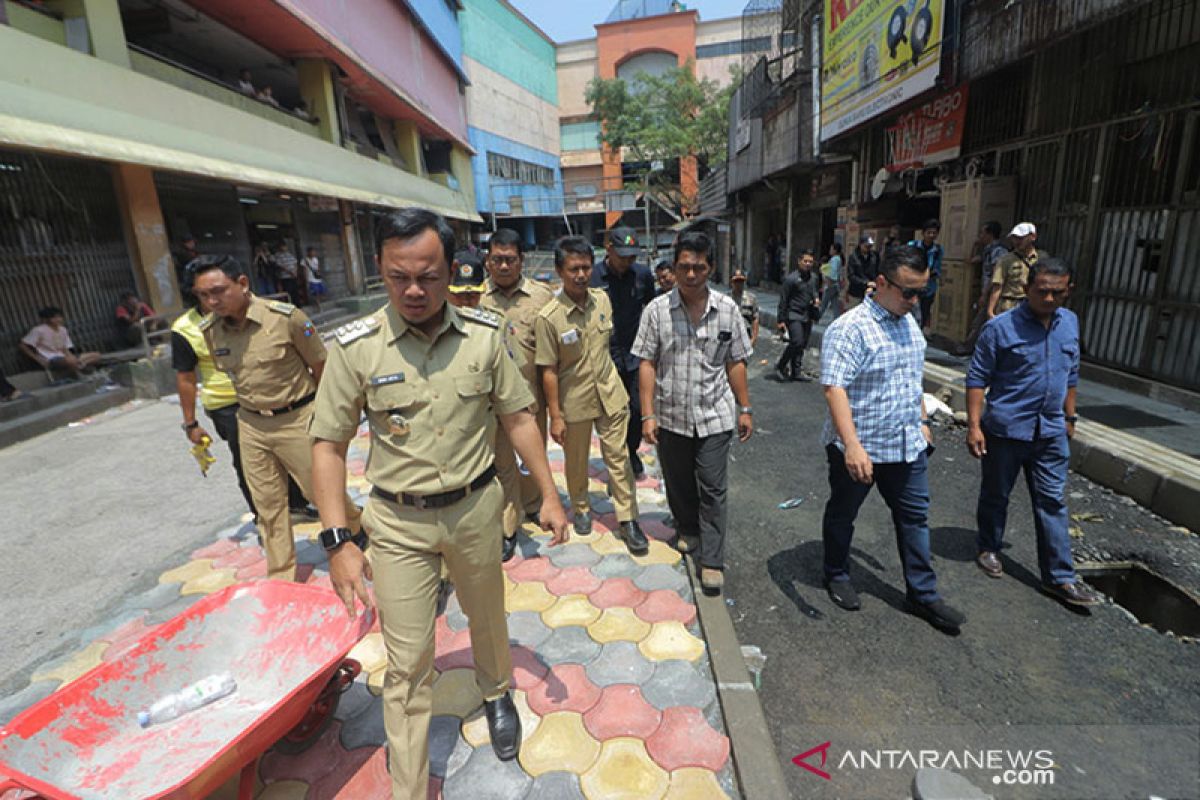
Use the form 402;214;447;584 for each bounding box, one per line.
4;1;67;45
459;0;557;104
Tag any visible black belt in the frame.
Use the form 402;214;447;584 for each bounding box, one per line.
243;393;316;417
372;465;497;510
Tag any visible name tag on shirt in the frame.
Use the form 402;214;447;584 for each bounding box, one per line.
214;348;231;356
561;329;580;345
370;372;406;386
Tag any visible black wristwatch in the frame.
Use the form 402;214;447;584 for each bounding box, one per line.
319;526;356;552
181;421;199;432
1065;415;1079;423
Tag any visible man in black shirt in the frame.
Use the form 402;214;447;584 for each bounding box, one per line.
591;226;656;477
846;235;880;309
775;249;822;381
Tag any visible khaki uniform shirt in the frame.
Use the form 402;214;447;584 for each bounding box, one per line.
482;277;554;396
992;249;1047;312
309;303;534;495
201;295;325;413
534;288;628;424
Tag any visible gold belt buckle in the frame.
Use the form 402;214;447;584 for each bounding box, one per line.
260;408;274;417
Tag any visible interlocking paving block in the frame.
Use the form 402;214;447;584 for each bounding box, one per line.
505;580;556;613
588;495;615;515
505;610;554;650
442;740;534;800
114;581;182;616
640;519;675;542
541;594;602;628
632;564;690;595
295;538;328;566
429;714;464;777
261;721;345;784
630;539;682;567
292;520;322;540
646;707;730;772
435;627;475;672
587;606;652;644
256;780;310;799
635;590;697;625
585;641;655;687
143;592;203;625
100;617;159;663
339;694;387;750
333;679;376;722
445;605;469;631
518;711;601;777
587;578;648;610
366;666;384;696
0;680;59;725
507;556;560;584
211;546;265;571
591;553;642;580
30;641;107;686
511;646;551;691
443;730;476;781
545;565;604;597
524;770;587;800
348;632;389;676
526;663;603;716
664;767;730;799
158;559;213;586
76;608;146;647
580;737;670;800
642;659;717;711
180;566;238;596
461;690;539;748
535;624;605;668
547;542;603;569
587;531;633;557
191;538;238;561
235;559;269;581
583;684;662;741
312;746;390;799
432;668;484;718
638;621;706;662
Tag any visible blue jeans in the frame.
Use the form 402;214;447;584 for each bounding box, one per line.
821;444;939;603
976;433;1076;585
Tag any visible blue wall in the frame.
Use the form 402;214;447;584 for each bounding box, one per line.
469;127;564;218
403;0;464;70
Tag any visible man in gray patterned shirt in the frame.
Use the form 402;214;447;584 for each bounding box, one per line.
632;230;754;595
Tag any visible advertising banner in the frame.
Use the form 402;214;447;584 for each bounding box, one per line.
820;0;946;141
884;82;968;171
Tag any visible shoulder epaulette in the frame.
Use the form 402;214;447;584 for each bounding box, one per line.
197;313;216;332
334;316;382;346
459;306;501;328
268;300;296;316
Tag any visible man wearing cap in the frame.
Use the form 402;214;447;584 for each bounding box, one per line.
989;223;1047;318
775;250;822;381
845;235;879;310
448;249;487;309
592;226;657;478
729;269;759;346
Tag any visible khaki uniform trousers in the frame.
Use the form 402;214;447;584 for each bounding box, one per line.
495;405;546;527
364;478;511;800
238;405;362;580
564;409;639;522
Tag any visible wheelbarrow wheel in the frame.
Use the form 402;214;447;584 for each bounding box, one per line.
274;659;361;754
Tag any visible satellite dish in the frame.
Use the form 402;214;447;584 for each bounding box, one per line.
871;168;891;200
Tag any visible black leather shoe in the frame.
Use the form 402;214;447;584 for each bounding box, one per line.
824;579;860;611
976;551;1003;578
501;535;518;563
1041;581;1103;607
775;365;791;382
906;597;967;633
484;692;522;760
574;511;592;536
618;521;650;556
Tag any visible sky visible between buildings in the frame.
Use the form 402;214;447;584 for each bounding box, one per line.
511;0;754;42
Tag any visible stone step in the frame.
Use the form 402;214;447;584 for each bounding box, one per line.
0;385;134;450
0;376;109;425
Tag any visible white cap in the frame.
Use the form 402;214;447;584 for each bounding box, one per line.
1009;222;1037;237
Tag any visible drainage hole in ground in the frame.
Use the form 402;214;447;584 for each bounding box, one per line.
1078;563;1200;638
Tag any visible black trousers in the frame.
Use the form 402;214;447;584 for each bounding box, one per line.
619;367;643;471
207;403;307;516
776;319;812;376
658;428;733;570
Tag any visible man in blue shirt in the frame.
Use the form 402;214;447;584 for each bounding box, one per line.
820;245;966;633
966;258;1102;606
908;218;943;333
592;226;656;477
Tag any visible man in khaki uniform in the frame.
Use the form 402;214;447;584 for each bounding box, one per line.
191;257;362;581
535;236;649;555
989;222;1048;317
481;228;554;560
308;209;569;800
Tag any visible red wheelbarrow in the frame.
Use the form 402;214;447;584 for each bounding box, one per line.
0;582;373;799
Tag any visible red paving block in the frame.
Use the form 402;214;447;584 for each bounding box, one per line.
526;663;602;716
260;720;346;785
428;775;443;800
640;519;674;541
635;590;697;626
212;547;265;570
434;616;454;657
507;557;560;584
511;646;550;692
635;475;660;490
583;684;662;741
587;578;648;610
236;560;269;581
99;617;157;663
594;513;619;534
646;707;729;772
545;566;603;597
191;539;238;561
434;628;474;672
308;745;388;799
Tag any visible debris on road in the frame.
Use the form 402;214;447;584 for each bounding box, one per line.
1072;512;1104;523
741;645;766;691
778;496;804;509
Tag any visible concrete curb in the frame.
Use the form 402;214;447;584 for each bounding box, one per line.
685;560;791;800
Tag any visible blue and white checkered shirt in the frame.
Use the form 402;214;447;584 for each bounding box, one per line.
820;297;927;464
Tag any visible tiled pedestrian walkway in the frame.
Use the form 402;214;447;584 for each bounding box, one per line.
0;426;737;800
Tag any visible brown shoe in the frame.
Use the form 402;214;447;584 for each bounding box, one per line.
700;568;724;595
1042;581;1104;607
976;551;1003;578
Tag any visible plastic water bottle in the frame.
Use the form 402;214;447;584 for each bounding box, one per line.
137;673;237;727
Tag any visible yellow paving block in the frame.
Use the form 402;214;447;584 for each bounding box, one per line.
158;559;213;585
461;689;540;747
638;621;705;662
366;666;385;696
588;532;629;556
519;711;601;777
664;768;729;799
292;521;322;540
348;632;388;674
181;567;238;596
541;594;601;628
256;780;310;799
630;539;681;567
31;641;107;685
506;580;556;613
587;606;652;644
432;668;483;718
581;737;669;800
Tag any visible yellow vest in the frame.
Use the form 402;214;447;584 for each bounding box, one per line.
171;307;238;410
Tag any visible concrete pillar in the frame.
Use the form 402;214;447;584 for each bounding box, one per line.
297;58;341;145
394;120;424;177
450;144;476;212
112;164;181;312
339;200;366;294
46;0;129;66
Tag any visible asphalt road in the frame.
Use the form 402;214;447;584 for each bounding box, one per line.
724;335;1200;799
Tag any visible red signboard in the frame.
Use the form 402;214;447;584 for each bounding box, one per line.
885;83;969;172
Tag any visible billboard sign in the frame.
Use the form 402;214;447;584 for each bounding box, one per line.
820;0;946;141
884;82;968;171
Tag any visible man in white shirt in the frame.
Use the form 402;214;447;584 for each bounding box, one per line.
20;306;101;379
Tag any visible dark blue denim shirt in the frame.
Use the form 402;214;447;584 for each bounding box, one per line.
966;303;1080;441
591;257;656;371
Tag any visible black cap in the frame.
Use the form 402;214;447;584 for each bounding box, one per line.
608;227;640;257
450;250;486;293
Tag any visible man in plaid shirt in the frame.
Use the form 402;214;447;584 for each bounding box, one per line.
819;245;966;633
632;230;754;595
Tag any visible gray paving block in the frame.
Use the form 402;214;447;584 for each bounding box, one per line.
642;659;716;710
546;542;601;569
633;563;689;594
295;538;328;566
442;741;533;800
143;593;203;626
0;680;59;725
340;693;387;749
591;553;641;579
585;641;655;687
524;770;586;800
588;495;615;515
333;679;376;723
505;611;554;650
443;735;477;782
76;608;147;646
114;581;181;616
535;625;602;667
445;606;470;631
429;714;463;778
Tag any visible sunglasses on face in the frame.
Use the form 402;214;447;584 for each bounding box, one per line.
487;255;520;267
880;274;924;299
